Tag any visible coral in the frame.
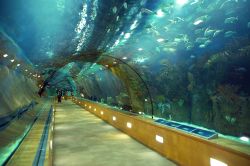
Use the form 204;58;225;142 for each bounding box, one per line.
217;84;240;103
116;93;130;106
187;72;195;92
107;96;115;105
211;84;250;136
155;95;165;103
213;84;241;120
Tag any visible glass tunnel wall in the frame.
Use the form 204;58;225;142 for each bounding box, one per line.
75;63;130;107
0;2;250;164
96;55;153;115
104;0;250;139
46;59;153;115
0;31;40;164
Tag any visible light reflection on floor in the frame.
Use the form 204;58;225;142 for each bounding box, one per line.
53;101;176;166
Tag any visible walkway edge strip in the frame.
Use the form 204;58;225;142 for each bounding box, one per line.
33;105;53;166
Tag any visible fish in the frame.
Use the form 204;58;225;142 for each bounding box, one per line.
199;44;206;48
141;8;155;14
186;44;194;51
164;26;169;32
190;55;196;59
224;51;230;56
225;8;236;15
168;17;185;24
194;15;211;24
174;17;185;22
156;47;161;53
195;37;209;43
235;67;247;72
174;38;182;43
163;47;175;52
248;22;250;28
204;40;212;46
190;0;199;5
220;0;238;9
204;28;216;37
193;20;203;25
194;28;204;35
123;2;128;9
224;31;237;37
224;17;238;24
162;6;173;14
144;24;154;29
165;41;179;47
112;6;117;14
213;30;223;37
178;33;188;39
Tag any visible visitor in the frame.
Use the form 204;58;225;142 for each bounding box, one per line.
57;90;62;103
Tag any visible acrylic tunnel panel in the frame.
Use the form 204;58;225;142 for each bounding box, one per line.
104;0;250;141
45;59;152;115
0;31;40;164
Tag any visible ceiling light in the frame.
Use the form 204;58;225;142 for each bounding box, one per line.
17;64;20;67
10;59;15;63
122;57;127;60
3;54;8;58
138;48;143;51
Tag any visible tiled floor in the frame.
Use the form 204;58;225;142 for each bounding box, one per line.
53;101;176;166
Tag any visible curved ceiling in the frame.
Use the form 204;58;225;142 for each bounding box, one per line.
1;0;250;88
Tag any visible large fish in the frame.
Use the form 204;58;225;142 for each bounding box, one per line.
224;17;238;24
224;31;237;37
195;37;209;43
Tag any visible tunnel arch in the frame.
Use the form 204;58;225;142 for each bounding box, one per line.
38;52;154;117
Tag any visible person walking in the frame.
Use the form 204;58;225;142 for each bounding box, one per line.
57;90;62;103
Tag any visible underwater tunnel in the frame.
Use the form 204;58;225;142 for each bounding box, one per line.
0;0;250;165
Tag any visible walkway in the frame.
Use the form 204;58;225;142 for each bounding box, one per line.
53;101;176;166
